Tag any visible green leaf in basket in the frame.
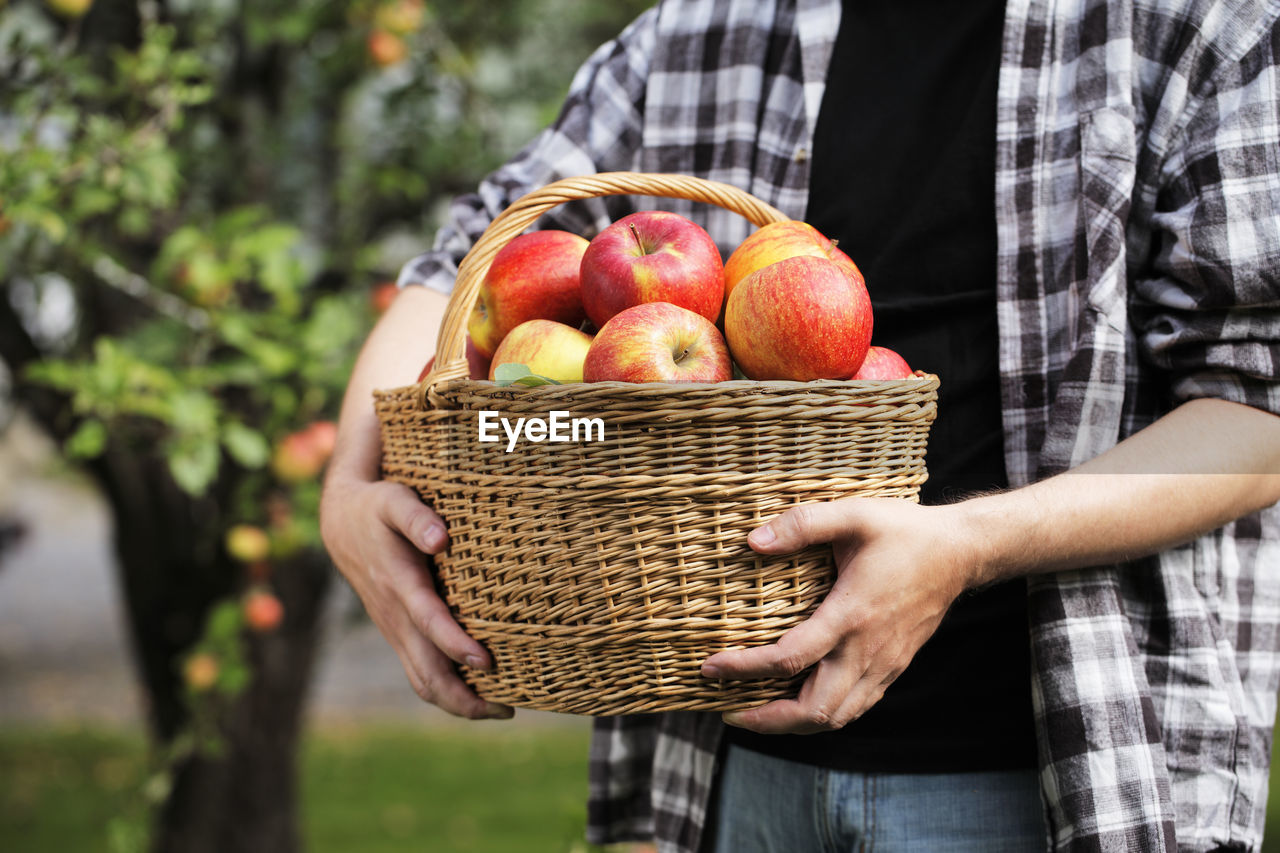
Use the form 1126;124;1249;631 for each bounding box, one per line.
493;363;562;387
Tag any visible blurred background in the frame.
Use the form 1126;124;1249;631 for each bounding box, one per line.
3;1;1279;852
0;0;650;850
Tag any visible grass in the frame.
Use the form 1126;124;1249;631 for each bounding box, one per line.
7;722;1280;851
0;723;619;853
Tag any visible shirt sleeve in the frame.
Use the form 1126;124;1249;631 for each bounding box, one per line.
396;7;657;294
1133;22;1280;417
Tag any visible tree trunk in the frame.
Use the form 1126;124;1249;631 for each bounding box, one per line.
96;449;331;853
153;552;330;853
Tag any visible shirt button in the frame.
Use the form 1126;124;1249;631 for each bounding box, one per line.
794;147;809;163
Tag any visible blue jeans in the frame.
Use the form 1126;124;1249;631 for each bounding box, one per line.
710;744;1047;852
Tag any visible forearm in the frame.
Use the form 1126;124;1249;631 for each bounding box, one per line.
326;286;448;486
961;397;1280;586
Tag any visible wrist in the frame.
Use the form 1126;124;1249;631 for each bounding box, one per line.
948;493;1022;589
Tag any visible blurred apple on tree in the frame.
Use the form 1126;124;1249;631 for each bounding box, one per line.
226;524;272;563
44;0;93;18
243;589;285;633
368;28;408;67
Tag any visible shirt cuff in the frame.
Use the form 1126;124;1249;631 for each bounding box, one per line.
395;253;456;296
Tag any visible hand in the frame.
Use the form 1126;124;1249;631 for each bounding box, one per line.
320;471;514;720
700;498;977;734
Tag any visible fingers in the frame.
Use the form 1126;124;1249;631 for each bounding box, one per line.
702;606;846;680
325;477;508;718
395;562;493;669
702;569;867;679
376;481;449;555
722;655;900;735
747;498;870;555
390;605;513;720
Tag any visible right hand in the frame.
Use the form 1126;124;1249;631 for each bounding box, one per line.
320;472;514;720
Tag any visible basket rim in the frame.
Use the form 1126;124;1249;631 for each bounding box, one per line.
375;371;941;402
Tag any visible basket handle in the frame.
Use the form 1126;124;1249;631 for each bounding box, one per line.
418;172;790;405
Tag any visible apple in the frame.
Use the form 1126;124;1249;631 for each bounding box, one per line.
468;230;590;358
723;220;863;301
184;653;219;692
44;0;93;18
417;337;493;382
306;421;337;461
271;421;338;482
368;28;407;67
488;319;593;382
370;281;398;314
725;256;873;381
852;346;913;380
243;589;284;633
226;524;271;563
375;0;425;34
583;302;731;383
579;211;724;327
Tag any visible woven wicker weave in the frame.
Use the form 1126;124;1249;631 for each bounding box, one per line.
375;172;938;715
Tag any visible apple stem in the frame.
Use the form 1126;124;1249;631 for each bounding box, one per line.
628;222;647;256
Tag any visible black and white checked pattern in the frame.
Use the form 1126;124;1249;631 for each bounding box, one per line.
397;1;1280;850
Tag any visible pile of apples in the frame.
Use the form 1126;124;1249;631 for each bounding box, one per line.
444;211;915;385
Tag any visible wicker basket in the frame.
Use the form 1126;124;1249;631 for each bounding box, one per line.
376;172;938;716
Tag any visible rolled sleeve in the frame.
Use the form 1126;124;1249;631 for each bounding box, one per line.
1135;27;1280;416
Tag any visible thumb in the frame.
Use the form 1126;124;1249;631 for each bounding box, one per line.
748;499;869;554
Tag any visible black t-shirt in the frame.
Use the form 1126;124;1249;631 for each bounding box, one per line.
724;0;1037;772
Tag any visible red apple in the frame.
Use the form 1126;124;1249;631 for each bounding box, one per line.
579;211;724;327
368;28;407;67
305;421;337;462
852;346;913;380
370;281;398;314
271;421;337;483
725;256;873;381
488;319;593;382
468;230;589;358
417;337;492;382
243;589;284;633
583;302;731;383
723;220;863;301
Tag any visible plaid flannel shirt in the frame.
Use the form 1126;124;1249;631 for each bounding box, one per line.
398;1;1280;850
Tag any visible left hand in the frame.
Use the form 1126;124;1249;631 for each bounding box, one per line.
701;497;980;734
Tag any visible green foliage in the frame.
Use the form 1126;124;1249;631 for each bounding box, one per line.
0;0;655;844
2;0;652;503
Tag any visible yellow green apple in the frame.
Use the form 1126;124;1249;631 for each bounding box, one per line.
488;319;593;382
